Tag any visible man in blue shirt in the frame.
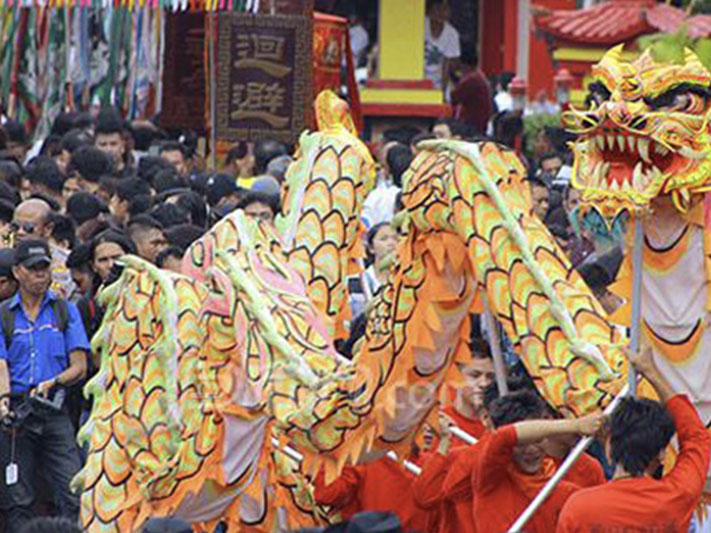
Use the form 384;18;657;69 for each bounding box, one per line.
0;239;88;532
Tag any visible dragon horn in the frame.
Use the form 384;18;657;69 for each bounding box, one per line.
683;47;705;69
600;44;625;65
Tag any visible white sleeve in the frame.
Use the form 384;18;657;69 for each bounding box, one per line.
442;25;461;59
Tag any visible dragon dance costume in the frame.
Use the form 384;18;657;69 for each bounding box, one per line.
74;44;711;531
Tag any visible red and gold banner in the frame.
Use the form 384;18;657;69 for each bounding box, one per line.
215;12;312;143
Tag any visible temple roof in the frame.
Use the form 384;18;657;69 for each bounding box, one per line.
534;0;711;44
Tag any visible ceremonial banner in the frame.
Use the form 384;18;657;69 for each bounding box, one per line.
215;13;311;143
161;13;207;132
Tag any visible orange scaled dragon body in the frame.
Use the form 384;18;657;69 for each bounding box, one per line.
75;91;628;531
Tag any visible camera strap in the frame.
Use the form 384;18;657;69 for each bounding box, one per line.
5;428;17;486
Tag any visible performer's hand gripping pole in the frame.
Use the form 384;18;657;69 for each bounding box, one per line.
507;214;646;532
507;383;629;532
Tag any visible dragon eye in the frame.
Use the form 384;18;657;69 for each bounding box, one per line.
646;84;710;113
586;82;611;108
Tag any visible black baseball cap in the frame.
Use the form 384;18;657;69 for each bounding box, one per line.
14;239;51;268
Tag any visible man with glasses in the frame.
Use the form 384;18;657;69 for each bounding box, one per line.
0;239;88;532
12;199;76;300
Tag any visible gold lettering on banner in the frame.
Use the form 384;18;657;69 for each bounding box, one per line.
235;34;292;77
231;82;289;127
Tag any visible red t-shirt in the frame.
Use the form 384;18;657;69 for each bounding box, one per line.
472;426;584;533
557;395;711;533
313;456;430;531
413;408;488;532
414;435;489;533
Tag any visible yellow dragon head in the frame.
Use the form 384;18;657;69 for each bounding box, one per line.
565;44;711;219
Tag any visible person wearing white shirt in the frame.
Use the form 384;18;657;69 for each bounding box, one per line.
424;0;461;94
361;143;411;230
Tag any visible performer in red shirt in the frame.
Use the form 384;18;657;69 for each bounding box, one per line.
557;346;711;532
312;446;429;532
471;390;604;533
413;338;495;532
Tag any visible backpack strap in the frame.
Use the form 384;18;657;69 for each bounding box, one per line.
0;299;14;349
51;298;69;333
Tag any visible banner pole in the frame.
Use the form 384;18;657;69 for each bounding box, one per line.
628;216;645;397
208;12;217;170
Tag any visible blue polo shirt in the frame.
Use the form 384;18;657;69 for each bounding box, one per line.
0;291;90;394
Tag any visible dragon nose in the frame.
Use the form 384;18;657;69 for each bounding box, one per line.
607;102;632;125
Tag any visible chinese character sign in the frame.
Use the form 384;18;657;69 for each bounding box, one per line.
216;13;311;143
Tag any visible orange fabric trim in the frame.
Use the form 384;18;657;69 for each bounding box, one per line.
642;319;705;365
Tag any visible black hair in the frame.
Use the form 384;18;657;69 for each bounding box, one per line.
130;123;164;151
165;224;206;250
39;134;62;157
59;128;93;155
137;154;174;183
236;191;280;216
72;112;94;131
113;176;152;202
469;336;492;360
25;156;65;193
226;143;248;163
0;199;15;223
366;222;391;250
175;191;208;228
0;181;19;206
95;108;124;136
127;214;164;235
155;245;184;268
539;151;562;165
546;222;570;241
48;213;77;249
0;159;24;191
493;111;523;148
610;397;676;477
254;138;289;174
433;118;477;140
460;47;479;68
498;71;515;92
50;112;79;137
4;121;27;145
158;140;187;158
66;242;93;269
69;146;114;183
91;229;137;258
149;203;190;229
152;168;186;193
18;517;83;533
488;389;546;428
386;144;412;188
383;126;422;146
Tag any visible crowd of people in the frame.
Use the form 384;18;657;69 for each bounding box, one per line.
0;43;706;532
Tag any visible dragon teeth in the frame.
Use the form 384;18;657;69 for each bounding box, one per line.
632;162;645;191
627;136;636;152
638;138;651;164
607;135;615;150
596;136;605;151
617;135;625;152
610;178;620;191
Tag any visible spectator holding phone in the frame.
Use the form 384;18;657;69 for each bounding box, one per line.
0;239;89;532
